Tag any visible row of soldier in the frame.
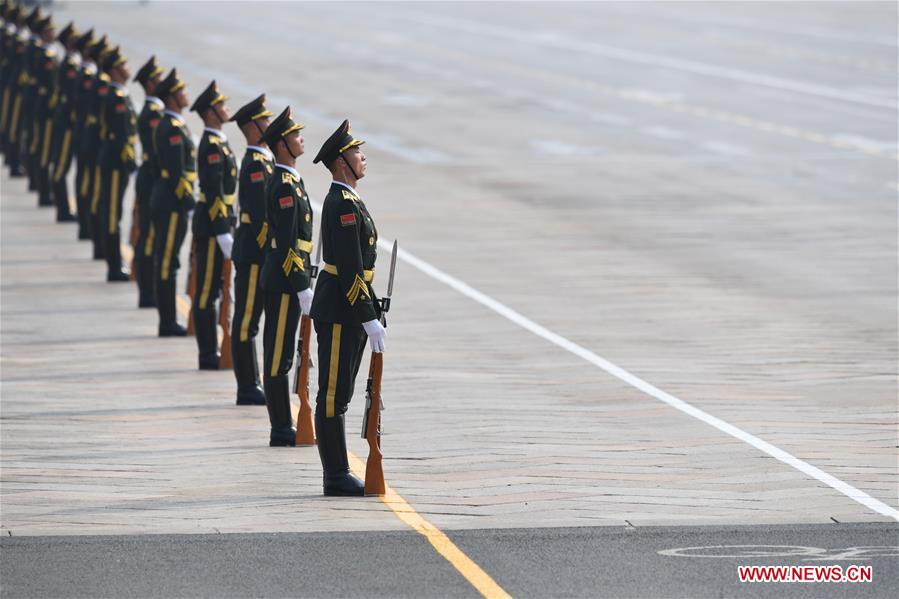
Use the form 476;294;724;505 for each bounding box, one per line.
0;2;389;497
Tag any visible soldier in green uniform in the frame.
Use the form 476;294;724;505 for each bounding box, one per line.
4;7;38;179
189;80;236;369
96;46;137;282
72;30;100;240
229;94;274;405
23;11;54;200
151;69;195;337
0;2;21;160
311;120;386;496
30;14;59;209
86;41;114;260
132;56;165;308
48;21;80;222
259;106;313;446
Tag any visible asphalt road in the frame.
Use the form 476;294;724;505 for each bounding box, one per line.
2;524;897;598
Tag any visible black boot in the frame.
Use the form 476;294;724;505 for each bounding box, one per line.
53;179;76;222
91;212;104;259
106;233;130;281
37;166;52;207
264;377;296;446
194;307;219;370
157;279;186;336
137;255;156;307
234;338;265;405
316;412;364;496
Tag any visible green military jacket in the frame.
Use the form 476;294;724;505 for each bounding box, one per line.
151;109;196;215
260;163;312;294
97;81;137;172
232;145;273;265
309;181;380;325
136;96;163;172
193;127;236;238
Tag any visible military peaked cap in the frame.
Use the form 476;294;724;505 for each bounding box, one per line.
230;93;272;127
155;68;185;100
313;119;364;166
189;80;227;114
134;55;164;85
261;106;304;148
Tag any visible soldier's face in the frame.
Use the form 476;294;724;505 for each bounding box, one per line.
285;130;304;156
345;147;366;179
175;87;189;109
146;75;162;96
214;102;231;123
116;63;131;81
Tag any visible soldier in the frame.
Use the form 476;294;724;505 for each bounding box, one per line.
189;80;236;369
132;55;165;307
47;21;81;223
259;106;313;447
2;6;31;178
23;11;54;199
16;6;41;190
71;29;99;240
96;46;137;282
228;94;274;405
151;68;195;337
0;2;20;158
85;39;114;260
29;14;59;209
310;120;386;496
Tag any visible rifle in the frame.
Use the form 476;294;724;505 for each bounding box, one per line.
361;239;397;496
186;239;197;336
294;240;321;446
219;257;233;369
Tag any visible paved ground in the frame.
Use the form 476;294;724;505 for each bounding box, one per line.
1;1;897;597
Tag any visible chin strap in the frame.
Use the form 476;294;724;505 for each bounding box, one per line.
340;153;359;180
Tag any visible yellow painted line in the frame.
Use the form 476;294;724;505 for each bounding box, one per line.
347;451;512;599
121;244;192;313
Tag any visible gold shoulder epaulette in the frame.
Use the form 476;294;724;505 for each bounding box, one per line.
208;135;221;145
252;152;267;162
341;190;357;201
281;171;297;185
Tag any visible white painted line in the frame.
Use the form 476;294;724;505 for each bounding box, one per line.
398;11;897;110
371;234;899;522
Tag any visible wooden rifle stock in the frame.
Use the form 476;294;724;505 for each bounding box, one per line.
363;352;385;496
186;239;197;336
218;258;233;369
294;314;315;445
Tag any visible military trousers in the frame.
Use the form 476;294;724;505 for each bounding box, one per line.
34;112;54;206
152;208;188;327
263;290;300;437
313;319;368;419
133;167;156;305
50;115;76;220
191;235;224;358
231;261;264;388
89;163;106;258
74;155;94;240
99;164;129;276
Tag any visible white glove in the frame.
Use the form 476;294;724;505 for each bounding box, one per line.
216;233;233;260
362;319;386;353
298;287;314;315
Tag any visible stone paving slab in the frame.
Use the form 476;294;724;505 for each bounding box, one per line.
2;0;897;538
